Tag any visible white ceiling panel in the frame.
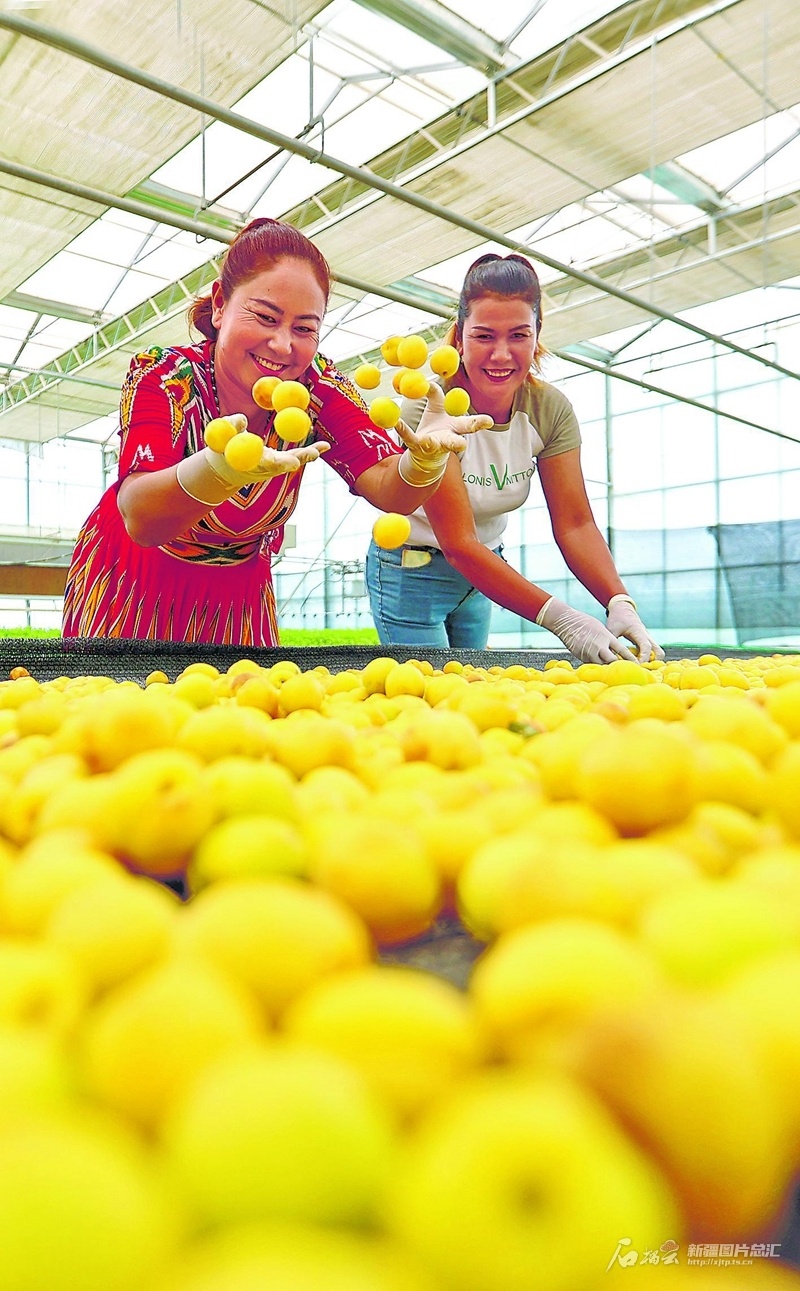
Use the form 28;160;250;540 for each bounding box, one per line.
0;0;330;297
543;193;800;347
306;0;800;287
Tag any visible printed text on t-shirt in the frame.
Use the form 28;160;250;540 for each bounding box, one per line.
463;463;536;490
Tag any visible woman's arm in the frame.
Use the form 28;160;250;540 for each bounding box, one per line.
117;467;210;548
119;439;326;547
421;451;660;662
404;455;652;662
352;457;444;514
537;448;628;608
421;457;553;620
120;413;455;545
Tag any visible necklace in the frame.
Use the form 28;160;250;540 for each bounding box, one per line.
208;345;269;434
208;346;221;415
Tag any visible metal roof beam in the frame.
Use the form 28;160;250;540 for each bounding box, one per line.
555;351;800;445
545;189;800;312
350;0;513;76
0;156;229;243
0;235;211;417
0;359;119;391
503;2;551;51
1;290;110;326
0;163;461;419
384;276;459;311
645;161;731;214
0;5;793;385
125;180;246;234
3;151;800;432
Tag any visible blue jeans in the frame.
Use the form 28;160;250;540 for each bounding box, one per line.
366;539;500;648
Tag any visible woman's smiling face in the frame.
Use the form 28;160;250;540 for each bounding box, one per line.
458;295;538;419
210;257;326;413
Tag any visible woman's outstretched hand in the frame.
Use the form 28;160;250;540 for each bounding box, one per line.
395;383;495;486
177;414;329;507
206;440;328;485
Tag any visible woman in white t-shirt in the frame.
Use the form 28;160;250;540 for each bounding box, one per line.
365;252;663;662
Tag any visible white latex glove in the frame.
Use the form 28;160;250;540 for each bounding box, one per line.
395;383;495;486
535;596;638;664
177;429;328;506
605;594;665;662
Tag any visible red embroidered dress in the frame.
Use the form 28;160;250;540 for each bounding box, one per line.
63;341;400;646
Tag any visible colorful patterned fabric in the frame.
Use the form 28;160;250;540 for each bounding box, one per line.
63;340;400;646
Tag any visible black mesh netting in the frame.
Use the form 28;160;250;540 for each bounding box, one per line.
0;637;788;683
711;521;800;639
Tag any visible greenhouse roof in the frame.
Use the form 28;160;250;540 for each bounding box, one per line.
0;0;798;448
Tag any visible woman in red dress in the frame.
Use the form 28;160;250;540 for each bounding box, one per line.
63;219;490;646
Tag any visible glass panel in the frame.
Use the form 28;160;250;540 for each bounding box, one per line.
523;542;572;583
718;421;782;479
0;475;28;527
780;469;800;516
579;424;608;492
665;525;718;572
719;474;781;525
611;412;663;493
663;569;722;630
661;405;716;487
613;529;664;575
559;371;605;424
718;383;780;434
664;484;717;529
614;491;665;530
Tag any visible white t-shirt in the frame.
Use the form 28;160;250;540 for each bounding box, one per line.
401;376;582;549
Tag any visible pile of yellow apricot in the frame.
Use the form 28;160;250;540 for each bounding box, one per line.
2;650;800;1291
